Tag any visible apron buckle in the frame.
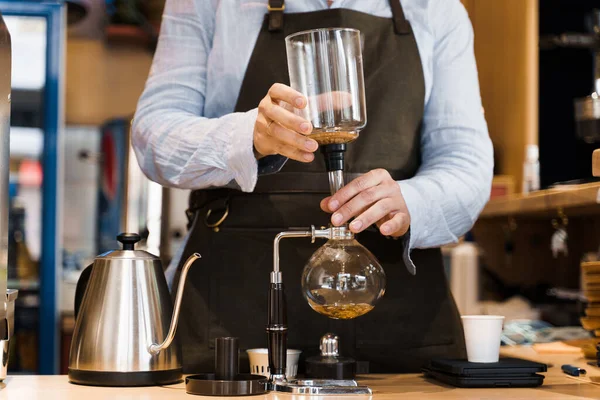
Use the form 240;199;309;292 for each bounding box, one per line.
267;1;285;32
204;204;230;233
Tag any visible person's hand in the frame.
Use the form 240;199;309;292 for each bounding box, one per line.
254;83;318;162
320;169;411;237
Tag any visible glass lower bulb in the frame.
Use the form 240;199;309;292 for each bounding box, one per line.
301;238;385;319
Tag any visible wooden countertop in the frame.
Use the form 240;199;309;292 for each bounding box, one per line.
1;348;600;399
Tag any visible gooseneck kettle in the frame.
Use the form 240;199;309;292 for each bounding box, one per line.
68;233;201;387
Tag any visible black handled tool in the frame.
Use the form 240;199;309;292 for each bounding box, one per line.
267;280;287;380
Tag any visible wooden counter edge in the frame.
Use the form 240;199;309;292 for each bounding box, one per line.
480;182;600;218
3;347;600;399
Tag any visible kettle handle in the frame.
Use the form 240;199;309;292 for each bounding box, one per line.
74;264;94;320
148;252;201;355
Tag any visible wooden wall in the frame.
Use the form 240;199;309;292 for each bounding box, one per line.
66;40;153;125
461;1;580;291
461;0;539;192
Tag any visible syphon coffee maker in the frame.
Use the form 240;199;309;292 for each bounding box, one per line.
184;28;386;397
264;27;386;395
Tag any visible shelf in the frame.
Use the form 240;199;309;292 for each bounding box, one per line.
8;279;40;291
479;182;600;219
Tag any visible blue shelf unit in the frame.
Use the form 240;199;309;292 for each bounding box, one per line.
0;0;65;375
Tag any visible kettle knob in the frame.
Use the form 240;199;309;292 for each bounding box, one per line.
117;233;141;250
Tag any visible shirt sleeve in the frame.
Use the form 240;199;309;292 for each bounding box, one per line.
131;0;260;192
399;0;494;257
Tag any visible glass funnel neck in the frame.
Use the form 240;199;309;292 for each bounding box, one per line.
329;225;354;240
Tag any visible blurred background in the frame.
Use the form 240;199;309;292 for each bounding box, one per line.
6;0;600;376
3;0;175;376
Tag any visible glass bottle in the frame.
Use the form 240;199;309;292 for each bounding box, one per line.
301;227;385;320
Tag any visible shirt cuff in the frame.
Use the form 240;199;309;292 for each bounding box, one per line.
397;181;428;275
225;108;259;192
398;180;422;249
366;224;415;275
400;227;416;276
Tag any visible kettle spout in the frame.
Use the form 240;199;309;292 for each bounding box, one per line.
148;253;201;355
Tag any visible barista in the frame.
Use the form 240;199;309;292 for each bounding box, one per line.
132;0;493;373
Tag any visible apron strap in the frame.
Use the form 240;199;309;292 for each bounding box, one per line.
268;0;285;32
389;0;412;35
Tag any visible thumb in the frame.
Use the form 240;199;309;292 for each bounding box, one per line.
320;196;333;213
379;213;410;237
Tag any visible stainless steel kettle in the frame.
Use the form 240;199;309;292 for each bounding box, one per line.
68;233;200;386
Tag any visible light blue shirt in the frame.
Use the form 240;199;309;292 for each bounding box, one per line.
133;0;494;273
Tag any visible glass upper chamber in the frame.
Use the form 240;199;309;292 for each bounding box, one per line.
285;28;366;145
301;237;385;320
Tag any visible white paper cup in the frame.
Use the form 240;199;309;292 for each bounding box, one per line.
247;348;301;379
461;315;505;363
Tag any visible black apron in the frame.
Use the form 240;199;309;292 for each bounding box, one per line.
173;0;466;374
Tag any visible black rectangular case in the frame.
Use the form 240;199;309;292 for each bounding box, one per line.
423;368;545;388
428;358;547;377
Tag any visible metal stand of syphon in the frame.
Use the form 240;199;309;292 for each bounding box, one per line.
266;225;372;395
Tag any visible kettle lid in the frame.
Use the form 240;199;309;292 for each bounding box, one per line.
96;233;159;260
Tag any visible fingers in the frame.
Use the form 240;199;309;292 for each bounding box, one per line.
319;168;410;237
268;83;307;109
254;119;316;163
261;99;312;134
379;212;410;237
346;198;395;233
277;145;315;162
267;123;315;162
331;183;396;226
270;123;318;153
255;84;318;162
270;85;353;113
311;91;354;112
327;169;391;213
